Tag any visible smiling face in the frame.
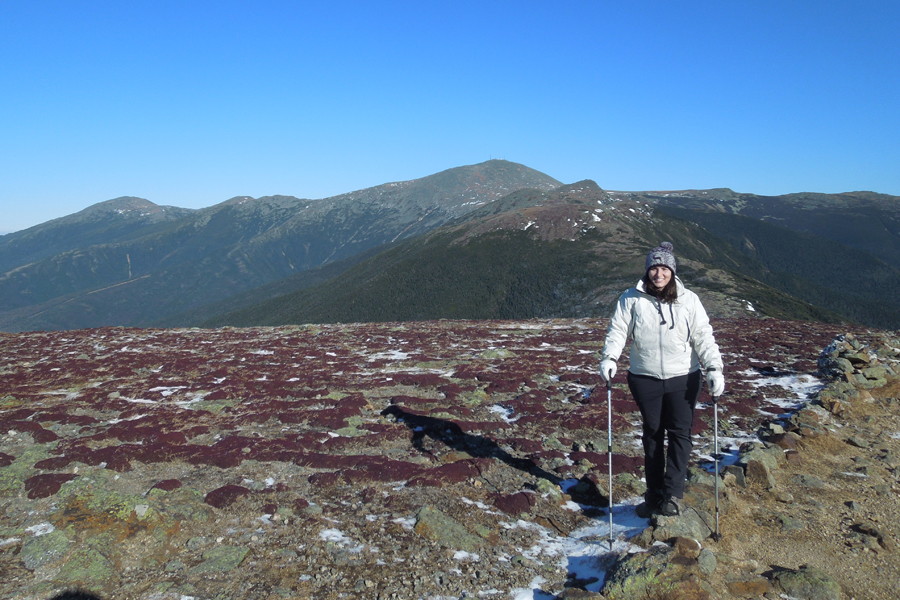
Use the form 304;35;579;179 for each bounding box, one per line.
647;266;672;290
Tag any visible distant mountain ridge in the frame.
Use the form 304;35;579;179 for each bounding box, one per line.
0;161;560;331
1;161;899;332
201;184;848;328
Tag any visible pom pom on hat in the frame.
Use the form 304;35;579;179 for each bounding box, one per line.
646;242;676;274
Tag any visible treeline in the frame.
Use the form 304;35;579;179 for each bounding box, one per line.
205;230;613;327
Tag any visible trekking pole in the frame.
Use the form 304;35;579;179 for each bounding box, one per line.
711;394;722;541
607;382;614;548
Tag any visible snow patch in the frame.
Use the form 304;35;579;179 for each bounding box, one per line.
26;523;55;537
489;404;519;423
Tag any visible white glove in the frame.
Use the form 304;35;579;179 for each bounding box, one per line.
707;370;725;396
599;359;617;384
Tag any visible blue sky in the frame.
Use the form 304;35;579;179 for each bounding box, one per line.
2;1;898;234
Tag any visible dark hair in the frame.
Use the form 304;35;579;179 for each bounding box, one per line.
643;272;678;303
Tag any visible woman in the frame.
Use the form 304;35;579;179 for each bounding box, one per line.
600;242;725;518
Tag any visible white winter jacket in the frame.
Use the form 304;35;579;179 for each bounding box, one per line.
602;276;723;379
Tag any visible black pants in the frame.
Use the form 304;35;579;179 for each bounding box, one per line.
627;370;702;500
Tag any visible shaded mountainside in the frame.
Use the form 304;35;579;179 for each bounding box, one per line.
656;207;900;330
0;161;560;332
204;184;846;328
643;188;900;267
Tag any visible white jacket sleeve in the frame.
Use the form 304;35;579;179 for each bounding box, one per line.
689;295;723;371
602;291;633;362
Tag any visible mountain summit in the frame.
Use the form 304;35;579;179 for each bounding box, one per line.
0;161;560;332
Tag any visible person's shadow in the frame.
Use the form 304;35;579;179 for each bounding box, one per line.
380;405;561;487
50;591;102;600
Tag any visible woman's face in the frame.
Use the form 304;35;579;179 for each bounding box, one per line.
647;266;672;289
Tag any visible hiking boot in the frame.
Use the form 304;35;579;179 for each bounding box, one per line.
658;496;682;517
635;492;662;519
635;500;656;519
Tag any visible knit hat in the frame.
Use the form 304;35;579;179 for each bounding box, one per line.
646;242;676;274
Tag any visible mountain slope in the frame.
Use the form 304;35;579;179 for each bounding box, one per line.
656;207;900;329
641;188;900;267
0;161;560;332
205;184;844;328
0;197;195;273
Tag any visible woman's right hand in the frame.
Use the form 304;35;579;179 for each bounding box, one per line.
599;359;617;384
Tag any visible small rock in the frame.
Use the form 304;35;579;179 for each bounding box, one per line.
858;523;895;552
777;514;806;532
698;548;716;576
165;559;184;572
745;459;776;489
627;526;654;548
792;474;828;489
674;536;701;559
723;465;746;488
847;436;869;449
844;351;870;365
414;506;483;553
653;510;713;542
772;491;794;504
769;432;800;450
20;530;71;570
775;564;841;600
188;546;250;574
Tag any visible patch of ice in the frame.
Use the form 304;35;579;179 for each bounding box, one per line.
453;551;480;561
107;414;146;425
123;397;157;404
510;576;553;600
378;350;409;361
319;528;348;542
25;523;55;537
461;497;492;511
149;386;187;397
489;404;519;423
391;517;415;530
0;537;21;547
742;372;825;398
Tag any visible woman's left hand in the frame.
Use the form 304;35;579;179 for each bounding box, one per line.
707;370;725;396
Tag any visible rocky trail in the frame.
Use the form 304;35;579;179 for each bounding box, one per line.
1;318;898;599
